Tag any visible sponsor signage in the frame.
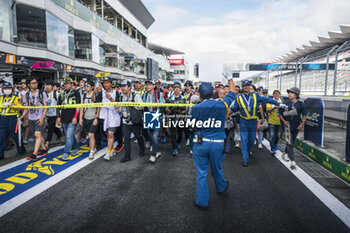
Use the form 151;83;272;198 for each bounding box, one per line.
346;104;350;162
304;97;325;147
169;59;185;66
248;63;335;71
338;62;350;70
294;138;350;184
66;65;72;72
31;61;55;69
5;54;16;64
0;144;98;205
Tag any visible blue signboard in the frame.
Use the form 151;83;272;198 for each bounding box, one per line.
304;97;325;147
248;63;335;71
346;104;350;162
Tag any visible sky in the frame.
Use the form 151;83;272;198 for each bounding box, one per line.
143;0;350;82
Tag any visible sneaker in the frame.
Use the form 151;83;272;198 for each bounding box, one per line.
235;142;240;148
145;141;151;149
271;147;276;153
160;136;166;143
23;138;29;144
26;154;37;161
258;144;263;149
156;152;162;159
37;149;48;157
29;137;35;142
60;153;69;161
186;139;189;146
290;161;296;169
89;149;96;160
103;153;111;161
150;146;153;152
149;155;156;163
274;145;278;151
71;149;80;156
282;153;290;162
173;148;178;156
114;142;124;153
190;150;193;155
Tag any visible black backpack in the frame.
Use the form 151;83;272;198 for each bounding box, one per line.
129;92;143;125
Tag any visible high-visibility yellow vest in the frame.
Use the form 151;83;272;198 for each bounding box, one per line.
237;93;258;120
218;98;229;120
0;95;19;116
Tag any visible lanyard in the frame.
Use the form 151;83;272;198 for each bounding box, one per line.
64;90;72;105
242;93;252;112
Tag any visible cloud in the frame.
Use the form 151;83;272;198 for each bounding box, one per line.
148;0;350;82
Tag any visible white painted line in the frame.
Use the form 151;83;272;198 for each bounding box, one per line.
0;147;108;218
262;139;350;228
0;146;64;172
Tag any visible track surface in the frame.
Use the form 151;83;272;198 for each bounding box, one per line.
0;142;349;233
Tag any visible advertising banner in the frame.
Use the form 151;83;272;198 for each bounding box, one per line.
169;59;185;66
346;104;350;162
304;97;325;147
31;61;55;69
248;63;335;71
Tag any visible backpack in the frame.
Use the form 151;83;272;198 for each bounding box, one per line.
25;89;45;106
129;92;143;125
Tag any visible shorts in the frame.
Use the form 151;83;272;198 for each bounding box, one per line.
28;119;44;133
83;118;99;134
107;127;117;133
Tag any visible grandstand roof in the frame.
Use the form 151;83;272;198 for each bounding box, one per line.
276;24;350;63
118;0;155;29
148;42;185;56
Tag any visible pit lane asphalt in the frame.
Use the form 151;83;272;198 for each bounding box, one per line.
0;141;349;233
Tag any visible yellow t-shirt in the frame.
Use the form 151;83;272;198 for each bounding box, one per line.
0;95;22;116
267;99;281;125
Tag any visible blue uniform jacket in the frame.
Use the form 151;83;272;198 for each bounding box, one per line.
231;92;281;119
190;91;235;140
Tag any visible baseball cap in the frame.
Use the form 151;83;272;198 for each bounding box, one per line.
101;76;113;82
3;82;13;88
64;77;73;83
273;89;281;94
135;80;144;85
262;89;268;94
155;79;162;84
173;83;181;89
120;80;132;87
199;82;214;97
241;80;252;86
145;80;155;85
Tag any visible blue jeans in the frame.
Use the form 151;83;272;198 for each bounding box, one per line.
269;124;281;148
148;129;160;156
193;141;226;207
62;123;79;154
258;130;264;145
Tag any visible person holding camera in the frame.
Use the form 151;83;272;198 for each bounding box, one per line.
279;87;307;169
118;80;145;163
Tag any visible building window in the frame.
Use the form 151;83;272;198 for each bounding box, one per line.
103;44;119;67
91;33;100;63
0;0;13;42
16;4;47;48
68;26;75;57
74;30;91;60
46;12;69;56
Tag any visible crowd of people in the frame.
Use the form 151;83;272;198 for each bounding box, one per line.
0;76;306;171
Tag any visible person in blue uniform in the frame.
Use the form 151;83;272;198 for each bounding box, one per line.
191;77;236;210
231;80;287;167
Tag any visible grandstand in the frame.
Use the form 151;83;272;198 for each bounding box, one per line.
251;25;350;96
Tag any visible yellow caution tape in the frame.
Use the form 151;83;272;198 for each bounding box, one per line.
2;102;194;109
